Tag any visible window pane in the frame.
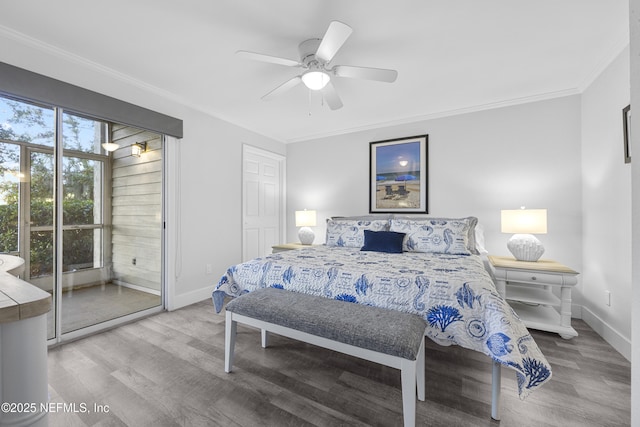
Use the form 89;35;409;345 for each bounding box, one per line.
0;96;54;146
63;156;100;225
30;152;54;227
63;112;106;154
63;228;98;271
0;142;20;252
30;230;53;278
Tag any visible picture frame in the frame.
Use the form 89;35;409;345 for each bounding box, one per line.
369;134;428;213
623;104;631;164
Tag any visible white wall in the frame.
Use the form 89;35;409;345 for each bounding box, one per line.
581;47;631;357
165;109;285;309
629;0;640;423
0;34;286;310
287;96;583;299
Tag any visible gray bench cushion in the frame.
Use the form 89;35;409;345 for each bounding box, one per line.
225;288;427;361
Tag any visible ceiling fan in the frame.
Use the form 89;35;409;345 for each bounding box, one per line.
237;21;398;110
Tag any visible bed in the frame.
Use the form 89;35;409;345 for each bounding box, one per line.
212;216;552;402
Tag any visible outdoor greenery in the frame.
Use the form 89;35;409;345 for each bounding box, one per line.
0;97;103;276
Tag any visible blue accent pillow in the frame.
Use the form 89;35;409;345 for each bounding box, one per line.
360;230;406;253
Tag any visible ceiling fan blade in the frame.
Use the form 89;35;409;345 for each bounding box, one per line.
236;50;301;67
322;81;343;110
261;76;302;101
333;65;398;83
316;21;353;63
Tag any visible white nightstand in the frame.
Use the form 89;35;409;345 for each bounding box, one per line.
271;243;315;253
488;255;579;339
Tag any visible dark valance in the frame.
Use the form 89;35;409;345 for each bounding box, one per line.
0;62;183;138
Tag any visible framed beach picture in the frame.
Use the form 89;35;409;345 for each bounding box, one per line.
369;134;428;213
623;104;631;164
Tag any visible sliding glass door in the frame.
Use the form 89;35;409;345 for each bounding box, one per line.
0;95;164;342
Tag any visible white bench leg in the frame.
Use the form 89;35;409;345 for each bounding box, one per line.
261;329;269;348
225;311;237;373
416;338;425;401
491;361;501;420
400;359;417;427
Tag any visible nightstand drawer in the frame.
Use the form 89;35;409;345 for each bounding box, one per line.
504;270;568;286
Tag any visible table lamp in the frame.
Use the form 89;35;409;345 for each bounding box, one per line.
501;208;547;261
295;210;317;245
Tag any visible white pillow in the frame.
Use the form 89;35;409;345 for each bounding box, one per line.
474;223;489;255
390;217;475;255
325;219;390;248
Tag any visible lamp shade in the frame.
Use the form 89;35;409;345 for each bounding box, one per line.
501;209;547;234
295;210;317;227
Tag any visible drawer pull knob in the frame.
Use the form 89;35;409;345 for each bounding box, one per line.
531;276;537;280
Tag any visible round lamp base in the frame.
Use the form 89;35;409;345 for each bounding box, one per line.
507;234;544;262
298;227;315;245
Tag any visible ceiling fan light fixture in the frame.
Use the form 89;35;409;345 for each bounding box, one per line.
302;70;330;90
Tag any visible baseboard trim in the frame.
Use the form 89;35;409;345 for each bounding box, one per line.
580;305;631;361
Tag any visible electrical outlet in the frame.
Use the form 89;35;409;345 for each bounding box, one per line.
132;257;137;266
605;290;611;306
206;263;212;275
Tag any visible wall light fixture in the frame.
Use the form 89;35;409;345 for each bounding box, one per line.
131;142;147;157
102;142;120;152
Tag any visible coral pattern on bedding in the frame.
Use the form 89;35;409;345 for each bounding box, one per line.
213;245;551;399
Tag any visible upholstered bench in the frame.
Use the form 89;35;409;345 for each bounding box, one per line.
224;287;428;427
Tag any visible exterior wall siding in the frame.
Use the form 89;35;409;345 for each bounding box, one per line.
110;124;162;292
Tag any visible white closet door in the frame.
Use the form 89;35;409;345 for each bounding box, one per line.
242;145;285;262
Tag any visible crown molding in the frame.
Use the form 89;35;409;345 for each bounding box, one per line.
284;88;581;144
0;25;182;104
576;33;630;92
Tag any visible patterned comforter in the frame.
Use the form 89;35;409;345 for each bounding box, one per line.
213;245;551;399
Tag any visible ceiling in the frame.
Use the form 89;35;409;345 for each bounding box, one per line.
0;1;629;143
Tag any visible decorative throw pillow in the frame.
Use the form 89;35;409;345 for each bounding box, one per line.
392;216;479;254
390;217;473;255
325;219;390;248
463;216;479;254
360;230;406;253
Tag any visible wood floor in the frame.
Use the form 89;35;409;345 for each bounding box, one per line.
47;299;631;427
